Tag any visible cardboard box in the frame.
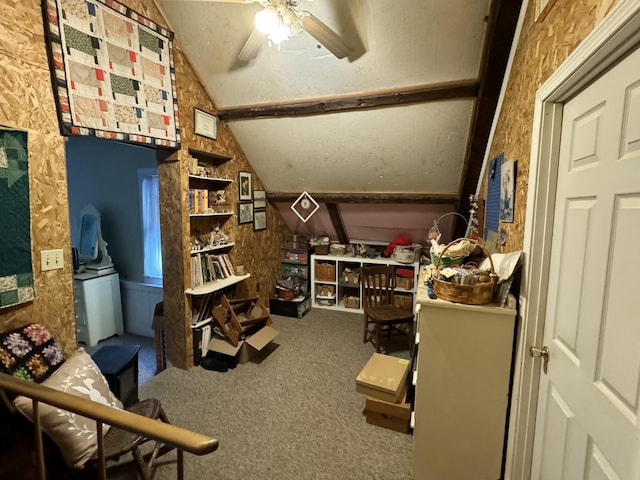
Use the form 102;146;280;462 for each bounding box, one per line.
356;353;410;404
239;325;279;364
208;325;279;365
365;395;412;433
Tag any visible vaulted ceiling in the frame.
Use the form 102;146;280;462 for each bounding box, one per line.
156;0;521;244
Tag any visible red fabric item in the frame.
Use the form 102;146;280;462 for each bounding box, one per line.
384;235;412;256
395;268;414;278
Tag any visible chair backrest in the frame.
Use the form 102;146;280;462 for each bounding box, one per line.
361;265;398;309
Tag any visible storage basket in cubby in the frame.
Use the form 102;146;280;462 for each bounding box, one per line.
315;262;336;282
316;284;335;297
393;294;413;310
343;296;360;309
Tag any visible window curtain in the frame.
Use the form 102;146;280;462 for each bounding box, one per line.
141;175;163;280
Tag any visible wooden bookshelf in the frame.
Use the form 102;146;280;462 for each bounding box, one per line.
185;274;251;296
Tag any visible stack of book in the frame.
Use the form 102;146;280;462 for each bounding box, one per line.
188;188;210;214
190;252;236;288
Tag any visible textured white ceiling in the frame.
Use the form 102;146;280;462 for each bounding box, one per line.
229;100;473;194
155;0;492;239
157;0;490;105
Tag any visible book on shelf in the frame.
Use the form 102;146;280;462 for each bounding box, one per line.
211;257;225;279
201;323;211;357
192;292;214;325
213;254;230;277
190;252;238;288
188;188;211;214
192;319;212;365
221;253;235;276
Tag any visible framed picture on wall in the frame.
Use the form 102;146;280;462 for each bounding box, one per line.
238;202;253;224
253;190;266;209
194;108;217;140
500;159;515;223
254;210;266;231
239;172;252;201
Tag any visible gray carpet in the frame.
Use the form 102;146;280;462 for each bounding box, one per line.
134;308;414;480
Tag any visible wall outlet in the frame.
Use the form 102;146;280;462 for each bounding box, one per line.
41;249;64;271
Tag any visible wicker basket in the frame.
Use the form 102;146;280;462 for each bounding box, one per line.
313;244;329;255
315;262;336;282
433;238;497;305
276;286;296;300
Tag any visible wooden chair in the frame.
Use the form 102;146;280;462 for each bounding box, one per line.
361;265;415;352
87;398;173;480
0;324;176;479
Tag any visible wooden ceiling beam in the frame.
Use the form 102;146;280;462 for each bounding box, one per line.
267;192;459;204
326;203;348;245
454;0;524;238
216;80;479;121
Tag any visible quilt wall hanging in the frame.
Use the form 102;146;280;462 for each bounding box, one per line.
0;129;35;309
42;0;181;149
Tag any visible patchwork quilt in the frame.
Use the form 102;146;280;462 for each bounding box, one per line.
43;0;180;148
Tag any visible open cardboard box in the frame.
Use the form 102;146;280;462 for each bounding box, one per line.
356;353;410;404
208;325;279;365
365;394;412;433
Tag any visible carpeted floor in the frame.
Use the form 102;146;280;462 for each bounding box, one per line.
113;308;415;480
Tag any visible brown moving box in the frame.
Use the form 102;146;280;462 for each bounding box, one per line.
356;353;410;404
365;395;412;434
208;325;279;365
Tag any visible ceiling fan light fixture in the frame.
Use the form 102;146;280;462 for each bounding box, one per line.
254;5;301;46
255;6;278;34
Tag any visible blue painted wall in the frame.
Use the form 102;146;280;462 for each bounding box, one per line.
65;136;157;283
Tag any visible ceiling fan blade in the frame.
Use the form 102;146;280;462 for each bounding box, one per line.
301;13;352;59
238;28;266;62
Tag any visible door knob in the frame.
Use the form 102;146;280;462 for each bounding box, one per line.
529;345;550;374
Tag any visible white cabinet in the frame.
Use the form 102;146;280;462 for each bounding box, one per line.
412;280;517;480
310;254;419;313
74;271;124;347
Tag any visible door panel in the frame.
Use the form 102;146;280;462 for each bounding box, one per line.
531;46;640;480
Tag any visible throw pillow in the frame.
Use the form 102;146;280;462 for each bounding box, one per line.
13;348;123;469
0;323;65;383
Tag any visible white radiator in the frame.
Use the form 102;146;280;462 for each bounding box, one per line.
119;280;163;338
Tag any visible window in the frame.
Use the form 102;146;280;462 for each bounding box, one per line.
138;169;162;284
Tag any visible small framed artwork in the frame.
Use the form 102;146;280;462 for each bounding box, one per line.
238;202;254;224
239;172;252;201
500;159;515;223
194;108;217;140
253;190;266;209
254;209;266;231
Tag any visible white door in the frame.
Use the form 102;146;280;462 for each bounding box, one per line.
530;45;640;479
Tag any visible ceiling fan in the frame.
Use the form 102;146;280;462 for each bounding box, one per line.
209;0;353;61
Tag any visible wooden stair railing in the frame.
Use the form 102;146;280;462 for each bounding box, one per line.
0;372;219;480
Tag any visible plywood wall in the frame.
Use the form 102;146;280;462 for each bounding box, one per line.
0;0;289;366
0;0;76;356
479;0;617;251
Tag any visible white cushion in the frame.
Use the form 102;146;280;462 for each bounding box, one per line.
14;348;123;469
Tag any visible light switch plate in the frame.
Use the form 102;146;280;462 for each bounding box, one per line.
41;249;64;271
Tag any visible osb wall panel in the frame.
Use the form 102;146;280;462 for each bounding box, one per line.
0;0;76;357
480;0;617;251
123;0;289;368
